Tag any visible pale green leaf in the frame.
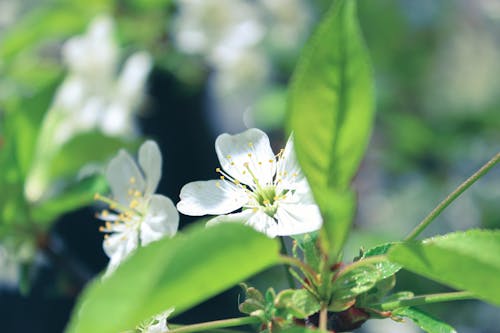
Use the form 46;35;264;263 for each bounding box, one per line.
286;0;374;259
66;223;281;333
393;307;456;333
388;229;500;305
275;289;321;319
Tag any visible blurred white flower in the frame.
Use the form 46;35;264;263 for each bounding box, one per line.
95;141;179;276
177;128;322;237
24;15;152;203
0;244;20;288
53;16;152;143
173;0;312;133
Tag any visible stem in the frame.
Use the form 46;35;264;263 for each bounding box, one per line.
371;291;475;311
167;317;260;333
280;237;296;288
279;255;318;284
319;306;328;331
405;152;500;241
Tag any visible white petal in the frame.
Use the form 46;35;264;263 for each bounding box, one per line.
139;140;162;196
215;128;276;187
106;150;146;206
274;203;322;236
276;133;309;193
245;210;279;238
140;195;179;246
145;307;174;333
103;228;138;275
206;209;254;227
177;180;248;216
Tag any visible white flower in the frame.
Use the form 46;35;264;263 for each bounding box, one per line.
24;15;152;203
95;141;179;275
177;128;322;237
139;308;175;333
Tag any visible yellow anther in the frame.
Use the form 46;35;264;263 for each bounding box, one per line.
215;181;221;188
268;159;274;163
230;162;235;166
252;207;258;212
234;179;240;185
104;234;109;239
110;203;117;210
99;226;105;232
216;167;221;173
105;221;112;229
220;176;225;180
248;142;254;147
130;200;139;209
226;155;232;159
273;196;279;201
244;162;249;167
263;199;270;205
258;161;262;165
292;173;298;177
134;190;141;197
247;153;252;157
101;210;109;217
129;177;136;184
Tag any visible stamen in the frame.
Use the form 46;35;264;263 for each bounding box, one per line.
129;177;136;184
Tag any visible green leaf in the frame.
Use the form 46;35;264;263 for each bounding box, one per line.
388;229;500;305
66;223;281;333
277;328;319;333
286;0;374;259
330;256;388;311
31;175;108;226
393;307;456;333
361;243;402;279
275;289;321;319
48;132;138;181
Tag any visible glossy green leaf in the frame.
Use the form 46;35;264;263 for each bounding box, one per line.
286;0;374;259
388;230;500;305
275;289;321;319
393;307;456;333
330;256;389;311
361;243;402;279
66;223;281;333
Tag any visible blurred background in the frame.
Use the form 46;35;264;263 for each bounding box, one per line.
0;0;499;332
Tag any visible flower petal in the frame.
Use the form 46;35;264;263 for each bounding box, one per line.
140;195;179;246
103;227;138;276
276;133;310;194
274;203;322;236
215;128;276;187
106;150;145;206
177;180;248;216
246;210;279;238
206;209;254;227
139;140;162;196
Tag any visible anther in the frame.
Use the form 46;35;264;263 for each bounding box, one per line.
216;167;221;173
129;177;136;184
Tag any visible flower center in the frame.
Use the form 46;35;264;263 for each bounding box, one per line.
94;176;147;237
